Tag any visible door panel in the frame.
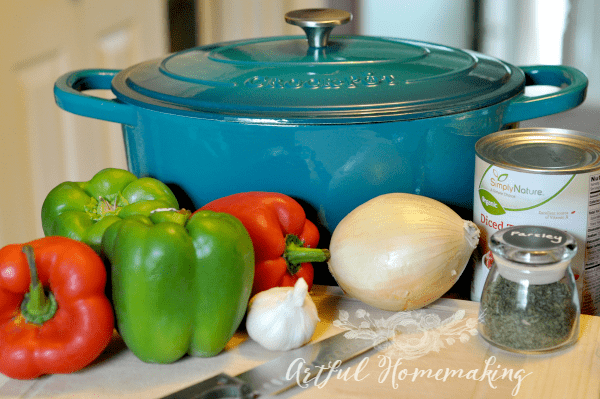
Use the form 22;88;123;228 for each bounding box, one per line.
0;0;167;246
17;52;71;230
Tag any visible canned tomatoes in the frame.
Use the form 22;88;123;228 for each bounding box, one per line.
472;128;600;315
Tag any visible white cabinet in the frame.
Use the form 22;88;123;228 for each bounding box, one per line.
0;0;168;246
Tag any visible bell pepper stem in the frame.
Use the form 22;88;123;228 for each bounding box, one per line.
283;234;331;275
20;245;57;325
86;192;129;221
149;208;192;225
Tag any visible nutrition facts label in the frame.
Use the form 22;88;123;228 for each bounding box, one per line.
584;173;600;315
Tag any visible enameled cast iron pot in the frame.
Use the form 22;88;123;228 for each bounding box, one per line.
54;9;588;234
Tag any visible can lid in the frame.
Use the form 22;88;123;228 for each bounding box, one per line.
476;128;600;174
490;225;577;284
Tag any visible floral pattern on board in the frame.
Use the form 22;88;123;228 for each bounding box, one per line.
333;308;479;360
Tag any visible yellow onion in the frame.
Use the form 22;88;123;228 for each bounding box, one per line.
328;193;480;311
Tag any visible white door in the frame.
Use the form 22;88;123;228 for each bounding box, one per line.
0;0;168;246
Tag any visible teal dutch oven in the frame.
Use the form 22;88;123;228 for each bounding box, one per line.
54;9;587;235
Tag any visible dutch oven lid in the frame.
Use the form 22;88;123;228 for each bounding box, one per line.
111;8;526;124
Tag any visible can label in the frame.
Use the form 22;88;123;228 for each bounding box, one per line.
472;156;600;315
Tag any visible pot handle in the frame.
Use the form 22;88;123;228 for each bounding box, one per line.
502;65;588;125
54;69;137;126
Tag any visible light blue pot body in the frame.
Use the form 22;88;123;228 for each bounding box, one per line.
120;102;514;230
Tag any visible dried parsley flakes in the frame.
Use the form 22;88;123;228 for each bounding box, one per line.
479;274;578;351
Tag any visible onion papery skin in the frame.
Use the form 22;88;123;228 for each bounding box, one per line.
327;193;480;311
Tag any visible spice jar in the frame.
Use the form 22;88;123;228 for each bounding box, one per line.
477;225;580;354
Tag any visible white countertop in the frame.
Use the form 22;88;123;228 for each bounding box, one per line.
1;285;599;399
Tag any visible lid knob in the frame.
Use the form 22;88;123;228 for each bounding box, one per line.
285;8;352;48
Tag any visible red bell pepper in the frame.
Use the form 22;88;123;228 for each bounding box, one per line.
197;192;330;296
0;237;114;379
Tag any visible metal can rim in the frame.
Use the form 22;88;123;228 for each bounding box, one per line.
475;127;600;175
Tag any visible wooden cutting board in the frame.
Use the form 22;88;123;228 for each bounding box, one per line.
1;285;599;398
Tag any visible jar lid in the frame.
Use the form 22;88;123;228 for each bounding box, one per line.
110;9;525;124
490;225;577;284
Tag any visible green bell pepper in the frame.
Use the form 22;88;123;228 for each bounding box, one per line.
41;168;179;254
101;209;255;363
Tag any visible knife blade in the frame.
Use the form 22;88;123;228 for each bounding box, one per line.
160;330;387;398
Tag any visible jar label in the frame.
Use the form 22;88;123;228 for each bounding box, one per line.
502;226;569;249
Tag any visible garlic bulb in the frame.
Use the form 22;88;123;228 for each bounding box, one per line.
328;193;480;312
246;278;319;351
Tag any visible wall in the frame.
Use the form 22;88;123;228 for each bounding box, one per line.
357;0;599;133
359;0;475;49
480;0;600;132
196;0;328;45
